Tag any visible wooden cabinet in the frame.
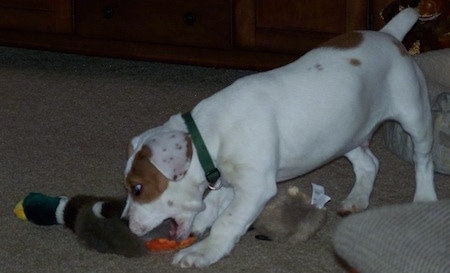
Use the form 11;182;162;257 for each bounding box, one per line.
0;0;392;69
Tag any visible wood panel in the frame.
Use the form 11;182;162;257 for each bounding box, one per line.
236;0;368;54
76;0;232;49
256;0;348;34
0;0;72;33
0;0;53;10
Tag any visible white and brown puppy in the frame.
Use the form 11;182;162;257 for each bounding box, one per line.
122;8;437;268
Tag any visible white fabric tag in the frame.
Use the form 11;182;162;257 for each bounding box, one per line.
311;183;331;209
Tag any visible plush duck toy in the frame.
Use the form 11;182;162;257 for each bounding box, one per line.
14;193;195;257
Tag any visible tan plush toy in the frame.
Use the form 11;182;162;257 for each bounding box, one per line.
252;184;328;242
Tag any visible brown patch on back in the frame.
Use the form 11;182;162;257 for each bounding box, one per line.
392;38;408;56
349;58;361;66
125;145;169;203
321;32;363;49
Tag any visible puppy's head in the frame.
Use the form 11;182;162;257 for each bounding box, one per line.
122;130;205;239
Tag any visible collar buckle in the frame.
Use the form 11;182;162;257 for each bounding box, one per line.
206;168;221;184
206;169;222;190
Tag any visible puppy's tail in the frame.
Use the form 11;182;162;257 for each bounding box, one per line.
380;7;419;41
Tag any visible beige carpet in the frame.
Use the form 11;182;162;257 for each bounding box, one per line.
0;46;448;273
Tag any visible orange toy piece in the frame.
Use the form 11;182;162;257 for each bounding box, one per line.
146;236;196;252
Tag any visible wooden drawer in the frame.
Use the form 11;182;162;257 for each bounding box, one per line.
76;0;232;49
237;0;368;54
0;0;53;10
256;0;349;34
0;0;72;33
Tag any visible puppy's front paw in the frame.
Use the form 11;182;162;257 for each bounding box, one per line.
172;237;230;268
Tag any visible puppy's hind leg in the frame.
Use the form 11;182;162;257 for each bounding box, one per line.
396;102;437;202
392;66;437;202
338;142;379;216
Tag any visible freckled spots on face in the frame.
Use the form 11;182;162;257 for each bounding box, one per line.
349;58;361;66
168;200;174;207
321;32;363;49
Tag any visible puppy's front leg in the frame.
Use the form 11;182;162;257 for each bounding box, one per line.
191;186;234;236
173;175;276;268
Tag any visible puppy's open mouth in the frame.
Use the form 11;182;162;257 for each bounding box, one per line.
169;218;179;239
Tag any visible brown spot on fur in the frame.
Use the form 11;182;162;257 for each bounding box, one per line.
392;38;408;56
315;64;323;71
125;145;169;203
321;32;363;49
349;58;361;66
185;134;193;160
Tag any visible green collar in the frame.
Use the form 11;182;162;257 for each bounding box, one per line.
182;113;221;189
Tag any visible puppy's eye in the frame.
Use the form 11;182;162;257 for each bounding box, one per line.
131;184;142;196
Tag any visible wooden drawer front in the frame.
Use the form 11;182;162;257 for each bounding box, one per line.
257;0;349;34
76;0;232;49
0;0;53;10
242;0;368;54
0;0;72;33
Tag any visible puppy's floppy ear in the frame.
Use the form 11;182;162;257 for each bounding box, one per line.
127;142;134;158
127;137;139;158
144;131;193;181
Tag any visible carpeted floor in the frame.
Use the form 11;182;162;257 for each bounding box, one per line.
0;46;448;273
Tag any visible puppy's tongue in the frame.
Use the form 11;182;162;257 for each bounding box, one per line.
169;219;178;239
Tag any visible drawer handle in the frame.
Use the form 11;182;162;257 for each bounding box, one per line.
102;5;114;19
183;12;197;25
